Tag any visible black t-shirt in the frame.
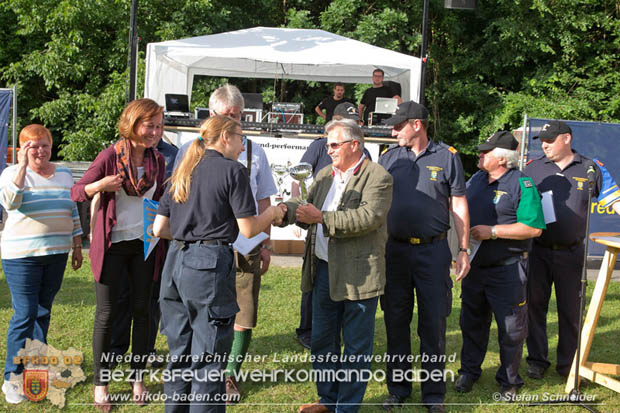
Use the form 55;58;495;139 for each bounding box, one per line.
158;149;256;242
360;85;395;123
317;97;354;122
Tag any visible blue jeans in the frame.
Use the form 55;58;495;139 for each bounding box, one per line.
2;253;68;380
312;259;378;413
160;241;238;413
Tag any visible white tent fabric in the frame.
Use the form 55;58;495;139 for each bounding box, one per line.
145;27;422;106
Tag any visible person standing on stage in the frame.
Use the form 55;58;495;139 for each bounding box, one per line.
358;68;401;126
379;101;470;413
314;83;354;123
153;115;284;413
174;84;278;402
455;131;545;401
525;120;620;379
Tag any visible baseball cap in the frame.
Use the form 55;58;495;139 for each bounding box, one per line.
533;120;572;140
477;131;519;151
333;102;360;121
382;101;429;125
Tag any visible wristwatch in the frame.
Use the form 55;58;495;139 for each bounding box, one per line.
491;226;498;240
458;247;471;255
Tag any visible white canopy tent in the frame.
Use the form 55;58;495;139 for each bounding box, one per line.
145;26;422;106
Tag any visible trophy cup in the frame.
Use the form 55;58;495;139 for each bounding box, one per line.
271;163;290;202
289;162;313;204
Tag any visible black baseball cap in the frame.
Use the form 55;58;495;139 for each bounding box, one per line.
382;101;429;125
333;102;360;121
477;131;518;151
533;120;572;140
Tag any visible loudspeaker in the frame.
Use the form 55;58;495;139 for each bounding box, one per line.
444;0;475;9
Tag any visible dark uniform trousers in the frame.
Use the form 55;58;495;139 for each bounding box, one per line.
160;241;238;413
381;238;452;405
526;243;583;376
459;258;528;387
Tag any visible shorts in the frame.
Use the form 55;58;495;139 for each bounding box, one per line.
234;247;262;329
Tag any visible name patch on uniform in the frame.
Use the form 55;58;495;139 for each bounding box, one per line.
426;166;443;181
573;176;588;191
493;190;507;204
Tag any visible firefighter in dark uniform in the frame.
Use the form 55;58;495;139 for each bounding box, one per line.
454;131;546;401
525;120;620;379
152;116;285;413
379;101;471;413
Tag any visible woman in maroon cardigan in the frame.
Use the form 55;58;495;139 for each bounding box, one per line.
71;98;166;411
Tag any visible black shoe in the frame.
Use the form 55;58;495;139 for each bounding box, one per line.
454;374;475;393
297;334;311;350
499;385;518;402
527;364;546;379
427;404;446;413
147;351;165;368
382;394;405;411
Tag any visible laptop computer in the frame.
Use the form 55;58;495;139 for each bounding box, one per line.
165;94;191;117
374;97;398;115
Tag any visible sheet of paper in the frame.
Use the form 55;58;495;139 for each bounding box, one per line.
233;232;269;255
541;190;556;224
468;237;482;263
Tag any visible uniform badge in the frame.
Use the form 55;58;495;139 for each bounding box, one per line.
23;370;48;402
523;180;533;188
573;176;588;191
493;190;507;204
542;123;551;131
426;166;443;181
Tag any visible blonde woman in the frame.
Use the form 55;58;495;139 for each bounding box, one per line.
153;115;285;412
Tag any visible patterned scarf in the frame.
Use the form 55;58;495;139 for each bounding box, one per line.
114;138;159;197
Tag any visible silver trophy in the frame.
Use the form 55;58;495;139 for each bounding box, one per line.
271;163;290;201
289;162;313;204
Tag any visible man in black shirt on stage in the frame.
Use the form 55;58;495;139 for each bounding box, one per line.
358;68;401;125
314;83;354;123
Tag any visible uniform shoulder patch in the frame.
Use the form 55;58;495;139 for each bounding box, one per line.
448;146;457;154
381;144;399;156
526;159;534;166
595;158;604;167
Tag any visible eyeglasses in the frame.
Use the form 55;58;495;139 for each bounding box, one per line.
213;110;242;121
325;140;353;150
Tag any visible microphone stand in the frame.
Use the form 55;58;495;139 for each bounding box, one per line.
525;166;598;412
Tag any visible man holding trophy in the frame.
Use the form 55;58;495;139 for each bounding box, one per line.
279;118;393;413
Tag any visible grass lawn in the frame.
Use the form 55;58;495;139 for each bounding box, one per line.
0;258;619;412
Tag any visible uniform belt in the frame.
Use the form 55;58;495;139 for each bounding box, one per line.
391;232;447;245
479;253;528;268
174;239;230;249
535;241;581;251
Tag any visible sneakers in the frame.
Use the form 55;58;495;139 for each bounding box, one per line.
225;376;241;404
2;381;25;404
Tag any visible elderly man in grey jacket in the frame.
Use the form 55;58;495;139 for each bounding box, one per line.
279;118;393;413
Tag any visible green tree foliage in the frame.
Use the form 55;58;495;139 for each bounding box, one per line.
1;0;619;164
